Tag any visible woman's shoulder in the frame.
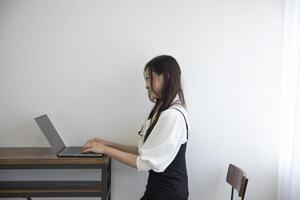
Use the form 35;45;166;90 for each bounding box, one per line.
160;104;188;121
168;103;188;115
165;104;190;128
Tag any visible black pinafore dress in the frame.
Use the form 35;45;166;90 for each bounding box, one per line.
140;108;189;200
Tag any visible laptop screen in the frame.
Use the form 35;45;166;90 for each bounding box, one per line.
35;114;66;154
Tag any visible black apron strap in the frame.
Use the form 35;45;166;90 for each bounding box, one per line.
172;108;189;140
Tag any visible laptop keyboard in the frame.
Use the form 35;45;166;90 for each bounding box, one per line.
60;147;102;157
62;147;82;155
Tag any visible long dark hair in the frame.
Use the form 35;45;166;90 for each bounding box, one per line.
142;55;186;142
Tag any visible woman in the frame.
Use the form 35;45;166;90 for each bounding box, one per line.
82;55;190;200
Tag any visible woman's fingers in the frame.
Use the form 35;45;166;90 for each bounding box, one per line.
82;138;108;154
82;141;93;151
83;141;91;148
82;141;106;154
82;144;95;153
82;147;93;153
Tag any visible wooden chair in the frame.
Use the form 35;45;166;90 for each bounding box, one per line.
226;163;248;200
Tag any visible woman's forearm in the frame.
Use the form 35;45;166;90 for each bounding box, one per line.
106;142;138;155
104;146;137;169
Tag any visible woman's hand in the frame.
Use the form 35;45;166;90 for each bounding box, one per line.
82;138;138;169
84;137;111;146
82;140;107;154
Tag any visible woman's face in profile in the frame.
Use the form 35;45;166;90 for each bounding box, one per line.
144;68;164;102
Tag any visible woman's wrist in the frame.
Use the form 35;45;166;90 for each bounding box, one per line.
103;145;112;155
105;140;114;148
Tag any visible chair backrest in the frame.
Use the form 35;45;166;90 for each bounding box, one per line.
226;163;248;200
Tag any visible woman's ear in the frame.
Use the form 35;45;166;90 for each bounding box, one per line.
165;73;170;79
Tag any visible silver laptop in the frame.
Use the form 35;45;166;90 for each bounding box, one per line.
35;114;103;157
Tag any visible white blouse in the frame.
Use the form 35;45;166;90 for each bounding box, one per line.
136;103;190;172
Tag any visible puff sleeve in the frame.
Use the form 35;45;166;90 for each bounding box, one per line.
136;109;188;172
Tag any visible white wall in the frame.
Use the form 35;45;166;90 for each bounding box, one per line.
0;0;283;199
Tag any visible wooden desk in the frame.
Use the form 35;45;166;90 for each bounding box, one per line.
0;147;111;200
